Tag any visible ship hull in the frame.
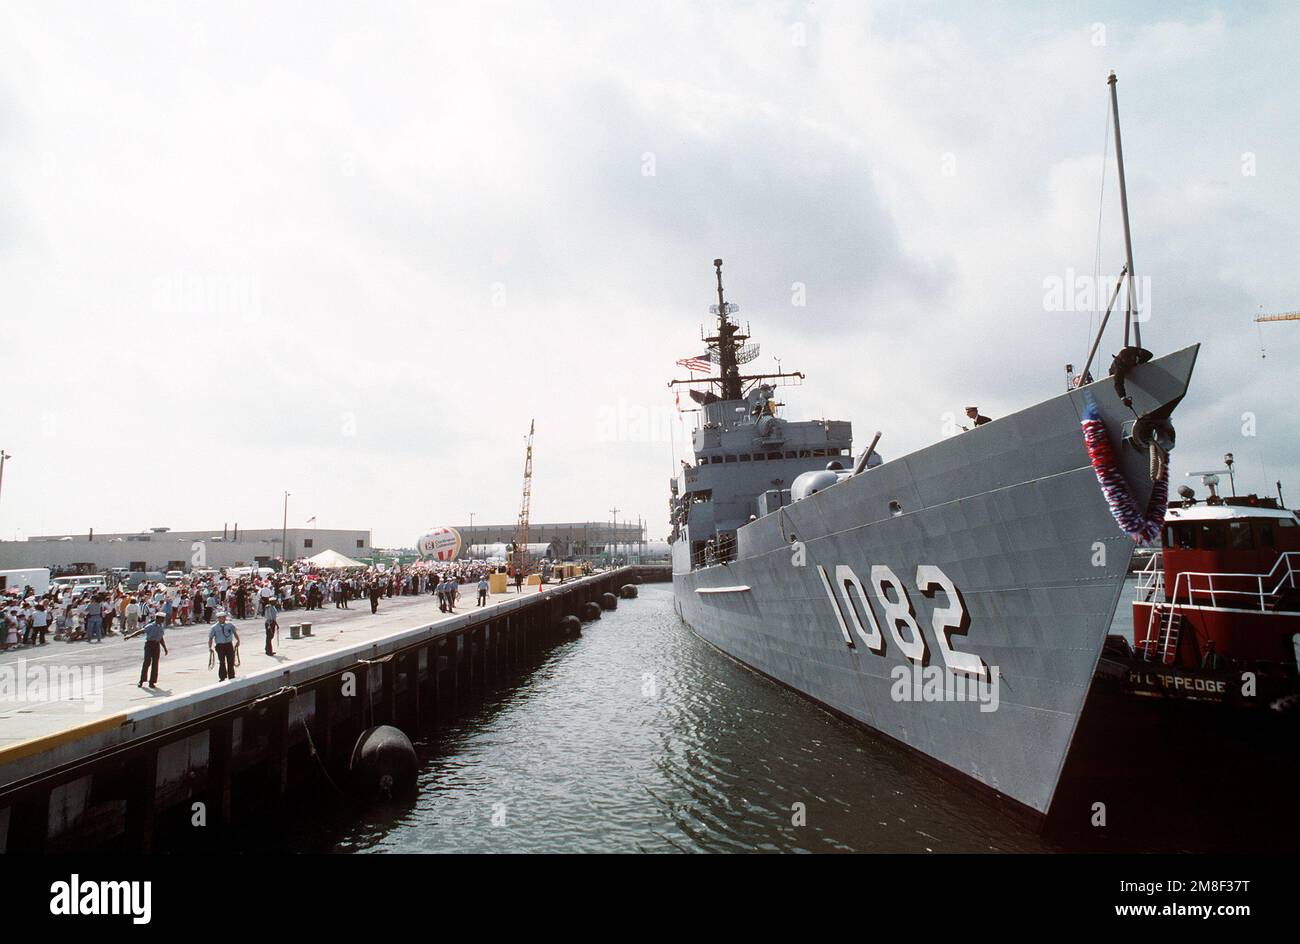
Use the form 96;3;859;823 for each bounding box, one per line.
672;346;1199;816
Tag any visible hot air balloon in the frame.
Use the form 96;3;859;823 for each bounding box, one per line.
416;527;462;561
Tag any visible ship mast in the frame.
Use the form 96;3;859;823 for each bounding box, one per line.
1108;71;1141;350
667;257;805;398
708;258;744;401
1080;73;1146;382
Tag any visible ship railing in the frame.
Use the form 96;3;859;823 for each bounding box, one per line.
690;534;737;570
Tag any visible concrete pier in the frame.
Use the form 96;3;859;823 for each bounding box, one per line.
0;565;668;852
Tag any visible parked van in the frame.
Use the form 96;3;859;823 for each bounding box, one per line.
51;574;108;594
0;568;51;596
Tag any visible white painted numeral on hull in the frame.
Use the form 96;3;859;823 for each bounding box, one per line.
817;562;984;673
870;565;928;664
916;564;986;678
835;564;884;653
816;565;855;648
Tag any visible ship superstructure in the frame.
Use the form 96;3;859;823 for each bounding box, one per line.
668;260;872;568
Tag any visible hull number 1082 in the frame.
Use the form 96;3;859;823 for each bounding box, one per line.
815;563;986;678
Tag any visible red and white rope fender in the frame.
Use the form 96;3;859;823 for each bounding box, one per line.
1081;401;1168;543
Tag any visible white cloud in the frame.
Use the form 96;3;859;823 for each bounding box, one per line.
0;0;1296;545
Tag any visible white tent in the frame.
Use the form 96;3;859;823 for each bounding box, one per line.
304;548;365;569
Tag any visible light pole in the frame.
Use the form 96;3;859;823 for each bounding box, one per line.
282;491;290;571
0;451;10;523
609;506;619;567
469;512;475;557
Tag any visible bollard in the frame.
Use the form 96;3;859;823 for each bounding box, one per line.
301;622;313;637
289;624;302;640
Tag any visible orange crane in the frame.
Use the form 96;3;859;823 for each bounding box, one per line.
511;419;535;584
1253;310;1294;358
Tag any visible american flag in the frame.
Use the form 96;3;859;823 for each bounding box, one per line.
675;352;712;373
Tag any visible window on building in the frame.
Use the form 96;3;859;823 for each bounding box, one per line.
304;539;314;549
724;455;737;463
356;539;365;548
739;454;751;462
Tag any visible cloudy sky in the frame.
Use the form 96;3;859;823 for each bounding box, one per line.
1;0;1296;547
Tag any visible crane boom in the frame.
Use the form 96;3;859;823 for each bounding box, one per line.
513;419;535;581
1254;310;1300;323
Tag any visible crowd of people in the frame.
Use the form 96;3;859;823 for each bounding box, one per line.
0;557;504;651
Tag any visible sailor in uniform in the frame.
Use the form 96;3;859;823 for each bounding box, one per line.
138;613;168;689
962;405;992;429
263;600;279;656
208;610;240;681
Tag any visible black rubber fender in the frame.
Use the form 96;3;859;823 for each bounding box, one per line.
349;725;417;801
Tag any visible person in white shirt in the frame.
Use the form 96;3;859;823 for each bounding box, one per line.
125;596;141;636
28;603;49;645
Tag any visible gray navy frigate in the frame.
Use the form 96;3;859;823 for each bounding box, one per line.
668;257;1198;819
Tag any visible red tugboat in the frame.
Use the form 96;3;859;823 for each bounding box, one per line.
1049;471;1300;848
1132;473;1300;694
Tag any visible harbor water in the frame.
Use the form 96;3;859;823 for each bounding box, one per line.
254;579;1152;854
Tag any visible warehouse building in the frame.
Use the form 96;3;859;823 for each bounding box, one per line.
0;526;371;574
454;521;646;559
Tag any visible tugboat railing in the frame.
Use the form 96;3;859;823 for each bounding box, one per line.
1171;551;1300;611
1137;551;1300;662
1136;552;1163;599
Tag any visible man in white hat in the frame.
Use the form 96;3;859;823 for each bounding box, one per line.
208;610;240;681
961;406;991;430
138;612;169;689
